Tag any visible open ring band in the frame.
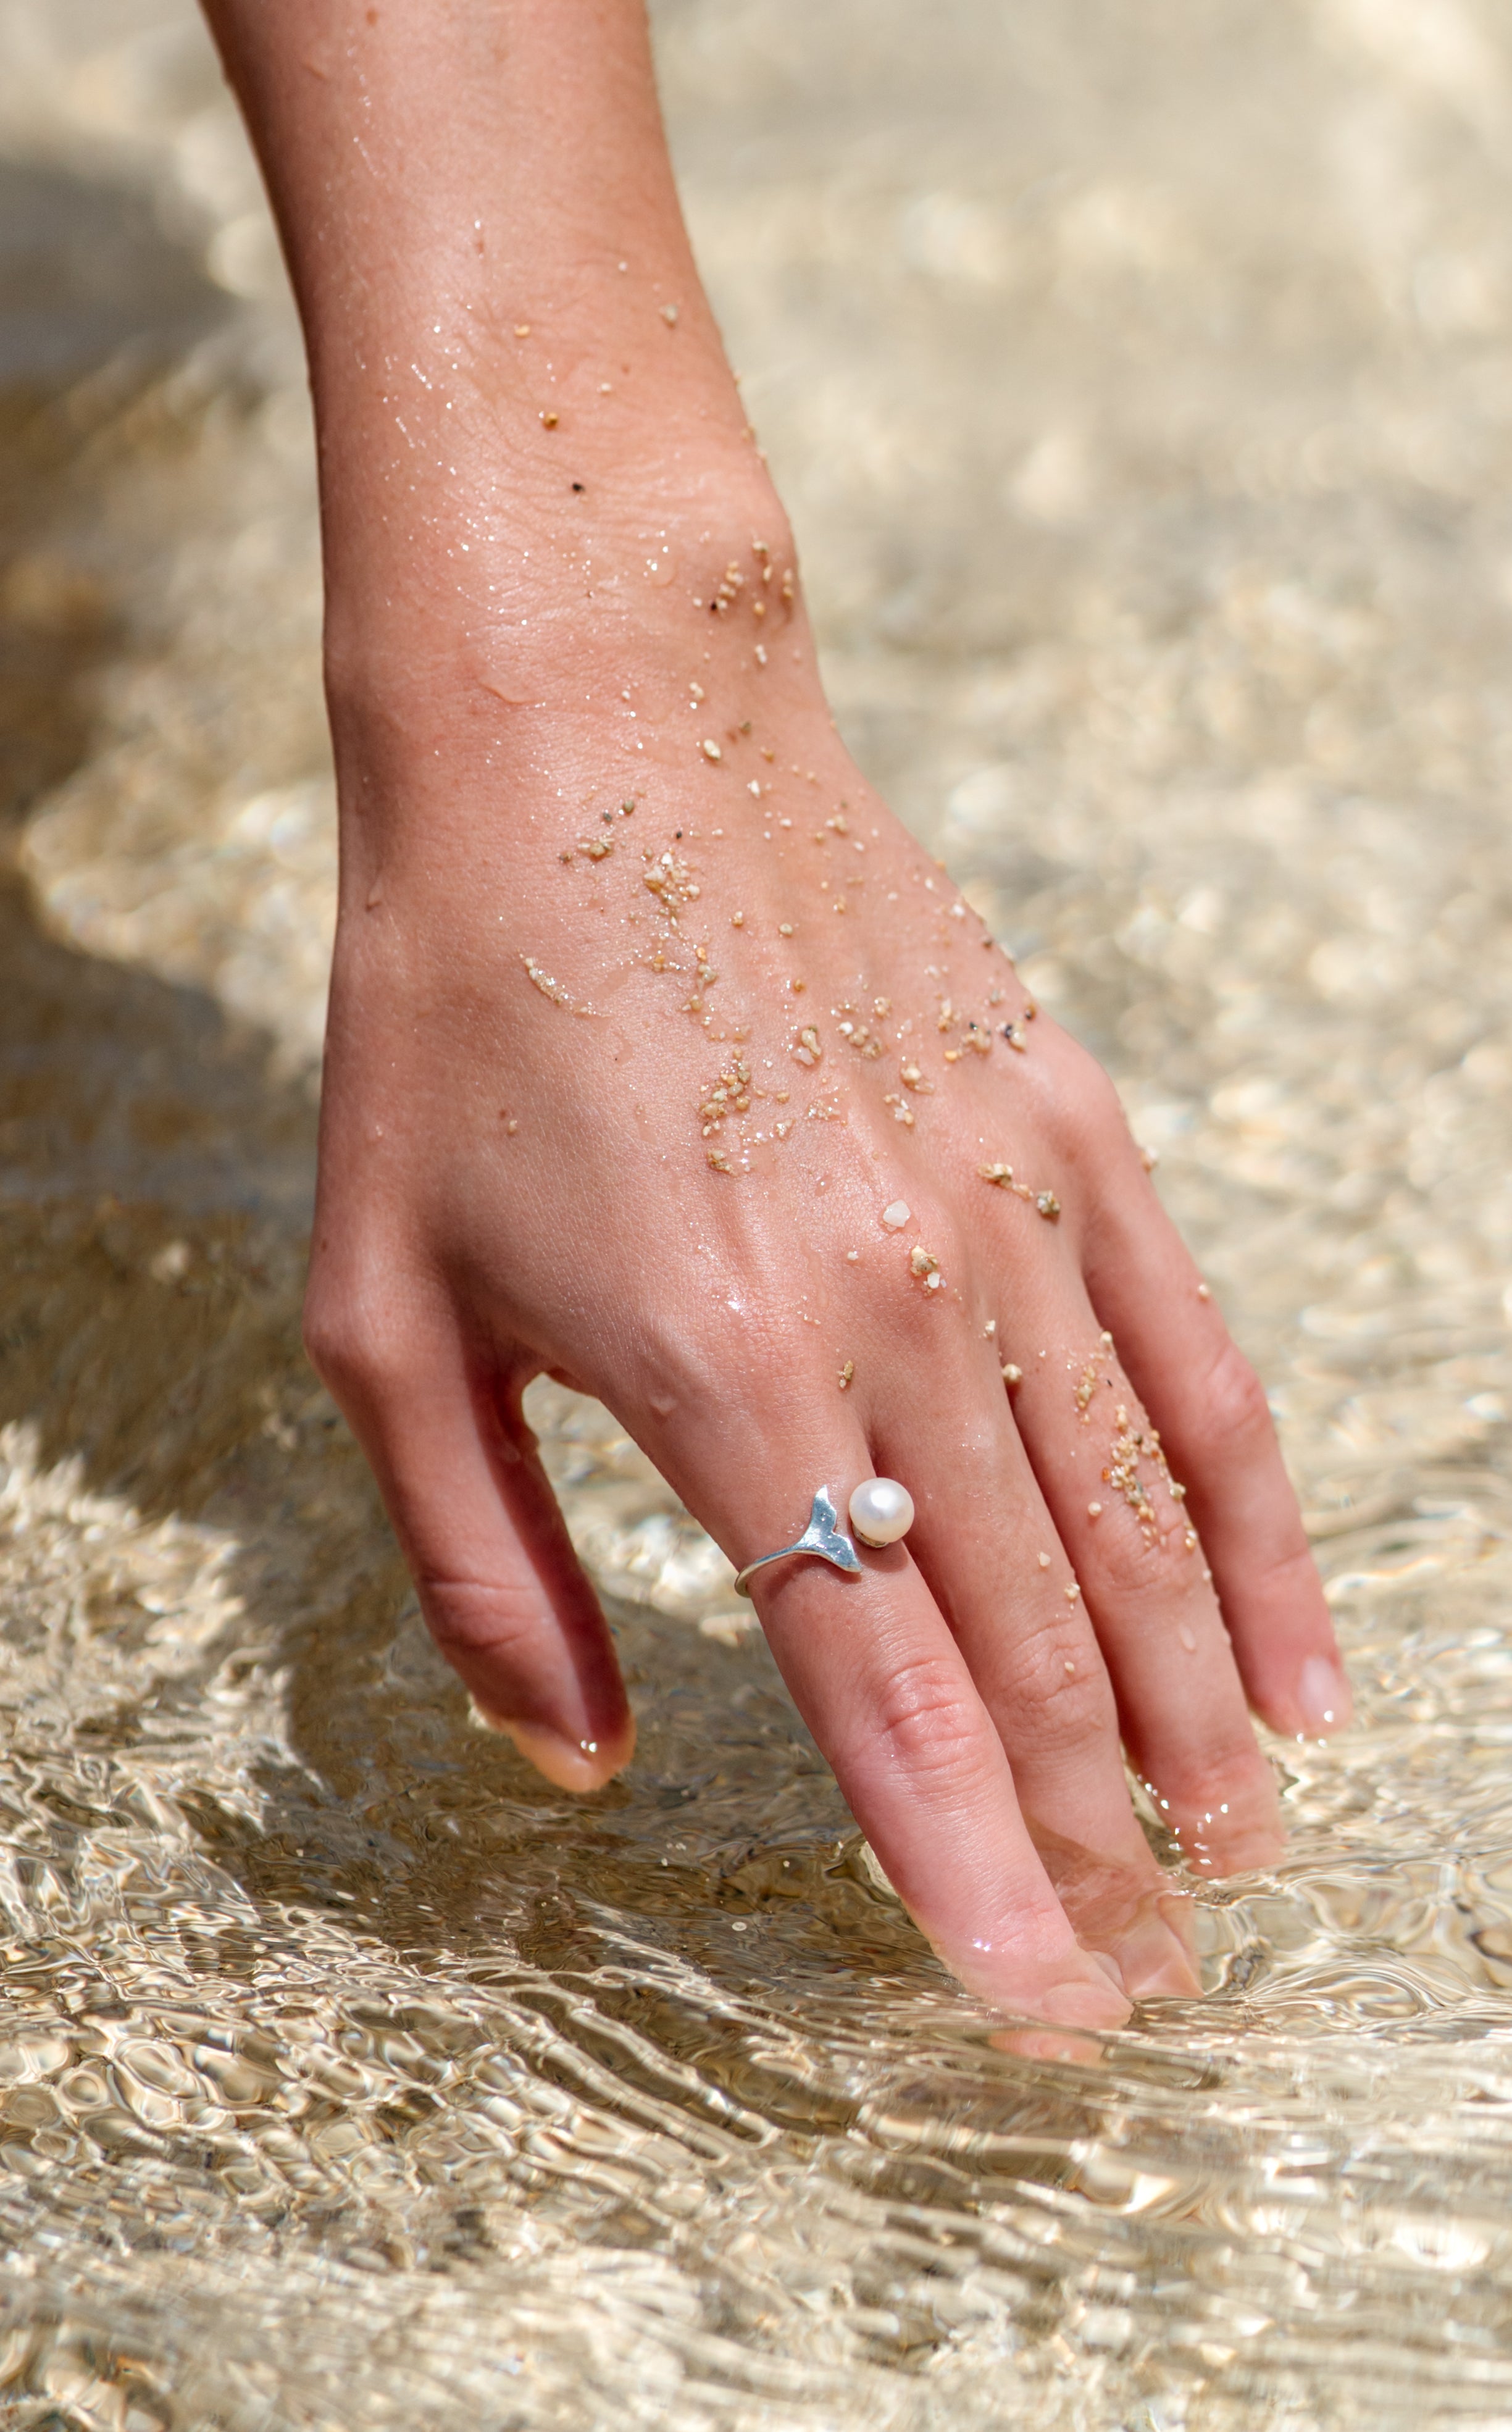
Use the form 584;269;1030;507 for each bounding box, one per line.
732;1479;914;1598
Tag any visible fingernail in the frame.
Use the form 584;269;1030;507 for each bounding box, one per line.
989;2025;1108;2065
1297;1655;1352;1735
1116;1912;1202;2002
473;1708;635;1791
1039;1971;1133;2029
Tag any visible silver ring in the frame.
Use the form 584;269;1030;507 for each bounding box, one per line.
733;1487;862;1598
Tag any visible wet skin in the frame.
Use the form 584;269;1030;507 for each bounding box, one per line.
203;0;1350;2023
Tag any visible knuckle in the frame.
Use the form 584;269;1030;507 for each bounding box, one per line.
419;1574;544;1665
1067;1061;1126;1148
1000;1631;1114;1754
868;1648;985;1787
895;1200;954;1266
300;1293;356;1394
882;1221;966;1339
1253;1537;1324;1607
1022;1038;1124;1163
633;1313;788;1429
1198;1334;1275;1455
301;1275;411;1406
1084;1508;1185;1603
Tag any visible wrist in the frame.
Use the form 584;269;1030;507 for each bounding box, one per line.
320;451;827;856
323;431;790;673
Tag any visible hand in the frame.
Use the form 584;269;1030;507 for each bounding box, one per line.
302;503;1350;2027
203;0;1349;2025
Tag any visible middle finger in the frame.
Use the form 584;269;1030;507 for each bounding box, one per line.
1006;1293;1285;1875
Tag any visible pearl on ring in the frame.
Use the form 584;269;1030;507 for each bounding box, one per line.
849;1477;914;1547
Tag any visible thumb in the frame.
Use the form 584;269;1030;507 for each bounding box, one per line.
306;1287;633;1791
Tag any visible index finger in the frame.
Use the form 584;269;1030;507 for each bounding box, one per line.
756;1547;1129;2024
682;1429;1134;2026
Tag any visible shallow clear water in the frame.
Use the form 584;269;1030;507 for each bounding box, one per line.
3;0;1512;2423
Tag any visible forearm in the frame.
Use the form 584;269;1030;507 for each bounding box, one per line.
201;0;789;780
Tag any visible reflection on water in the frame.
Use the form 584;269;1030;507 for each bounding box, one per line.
3;0;1512;2422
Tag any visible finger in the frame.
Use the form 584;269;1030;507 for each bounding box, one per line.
1003;1290;1285;1876
1080;1156;1349;1740
866;1340;1199;1998
304;1277;633;1791
762;1553;1132;2024
660;1403;1133;2026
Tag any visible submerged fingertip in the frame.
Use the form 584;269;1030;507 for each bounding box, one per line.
988;2024;1109;2065
1123;1928;1203;2002
950;1929;1132;2029
474;1708;636;1791
1296;1653;1353;1735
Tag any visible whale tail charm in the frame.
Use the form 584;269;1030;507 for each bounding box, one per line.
733;1486;862;1598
